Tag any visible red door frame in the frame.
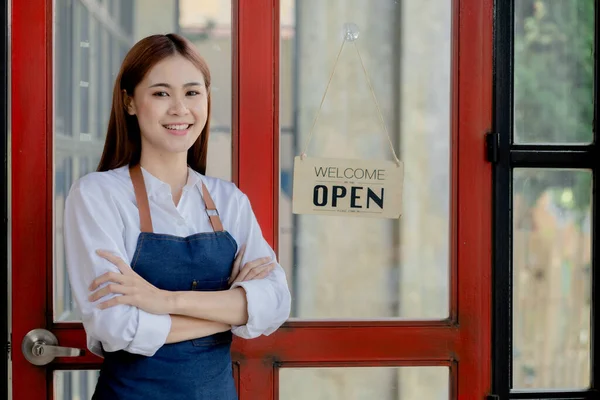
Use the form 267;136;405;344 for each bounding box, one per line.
11;0;492;398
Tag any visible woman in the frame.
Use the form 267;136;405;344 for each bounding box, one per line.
64;33;291;399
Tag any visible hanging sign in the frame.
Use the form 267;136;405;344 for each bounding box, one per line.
292;156;403;218
292;23;404;219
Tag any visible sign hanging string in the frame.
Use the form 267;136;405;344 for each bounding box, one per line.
300;39;401;166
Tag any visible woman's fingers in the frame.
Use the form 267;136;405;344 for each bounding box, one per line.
96;295;127;310
88;283;132;302
233;257;273;283
252;271;269;280
232;257;267;283
243;262;276;281
89;271;128;291
96;250;134;275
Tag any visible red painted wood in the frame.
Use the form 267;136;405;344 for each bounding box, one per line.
235;359;275;400
233;325;459;362
271;0;280;257
231;0;240;187
234;0;276;248
11;0;51;398
232;0;279;398
279;360;456;368
455;0;493;397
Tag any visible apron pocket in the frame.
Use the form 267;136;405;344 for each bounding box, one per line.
191;277;230;291
192;330;233;347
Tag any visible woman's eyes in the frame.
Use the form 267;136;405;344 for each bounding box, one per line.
152;90;201;97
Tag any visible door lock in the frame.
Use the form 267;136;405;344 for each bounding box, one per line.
21;329;85;366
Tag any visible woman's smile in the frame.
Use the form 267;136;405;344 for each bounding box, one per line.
163;123;194;136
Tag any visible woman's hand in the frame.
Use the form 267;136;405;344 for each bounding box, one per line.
228;244;276;285
88;250;173;315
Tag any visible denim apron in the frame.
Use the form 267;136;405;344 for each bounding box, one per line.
92;165;238;400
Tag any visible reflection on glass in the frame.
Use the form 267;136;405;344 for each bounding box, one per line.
279;1;451;319
513;169;591;389
280;366;449;400
514;0;594;144
54;0;232;321
54;370;99;400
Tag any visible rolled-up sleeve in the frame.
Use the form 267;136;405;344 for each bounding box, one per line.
64;179;171;357
229;193;291;338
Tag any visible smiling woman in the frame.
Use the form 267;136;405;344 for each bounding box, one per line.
97;34;212;177
62;33;291;400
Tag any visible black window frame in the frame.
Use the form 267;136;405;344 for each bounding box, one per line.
492;0;599;399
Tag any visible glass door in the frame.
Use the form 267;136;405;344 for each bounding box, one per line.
236;0;494;398
10;0;494;398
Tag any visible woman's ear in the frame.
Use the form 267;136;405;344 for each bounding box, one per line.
122;90;136;115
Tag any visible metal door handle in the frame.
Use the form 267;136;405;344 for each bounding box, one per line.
21;328;85;366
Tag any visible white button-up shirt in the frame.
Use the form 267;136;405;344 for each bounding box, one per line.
64;165;291;357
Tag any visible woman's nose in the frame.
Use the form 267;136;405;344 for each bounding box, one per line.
169;99;189;115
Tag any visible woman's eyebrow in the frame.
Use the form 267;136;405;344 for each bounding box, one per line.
148;82;204;88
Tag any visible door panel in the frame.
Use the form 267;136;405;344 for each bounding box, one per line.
50;2;234;398
278;0;452;323
52;0;234;325
237;0;492;397
279;366;451;399
13;0;237;398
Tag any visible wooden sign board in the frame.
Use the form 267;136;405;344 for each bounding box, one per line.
292;157;404;219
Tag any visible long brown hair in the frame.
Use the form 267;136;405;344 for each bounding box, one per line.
97;33;212;174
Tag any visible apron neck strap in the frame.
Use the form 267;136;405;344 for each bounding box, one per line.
129;164;225;233
130;164;154;233
201;183;224;232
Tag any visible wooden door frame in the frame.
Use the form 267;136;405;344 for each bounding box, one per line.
11;0;52;397
9;0;493;399
2;0;9;397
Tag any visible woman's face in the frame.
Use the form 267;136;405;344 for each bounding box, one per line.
126;54;208;159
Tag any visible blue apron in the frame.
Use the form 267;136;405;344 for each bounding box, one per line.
92;165;238;400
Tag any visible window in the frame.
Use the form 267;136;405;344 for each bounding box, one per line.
492;0;598;398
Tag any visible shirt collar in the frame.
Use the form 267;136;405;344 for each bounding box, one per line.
136;165;204;197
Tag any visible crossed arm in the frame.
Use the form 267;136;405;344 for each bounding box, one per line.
65;184;290;356
88;249;275;344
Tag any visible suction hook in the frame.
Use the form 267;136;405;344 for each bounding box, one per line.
343;23;360;42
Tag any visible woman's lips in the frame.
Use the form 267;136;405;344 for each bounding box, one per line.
163;123;193;136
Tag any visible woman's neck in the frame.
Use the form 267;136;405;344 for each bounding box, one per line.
139;152;189;193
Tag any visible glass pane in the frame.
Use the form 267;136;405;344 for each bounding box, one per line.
53;0;233;321
513;168;592;389
513;0;594;144
179;0;233;180
280;366;449;399
54;370;99;400
279;1;451;318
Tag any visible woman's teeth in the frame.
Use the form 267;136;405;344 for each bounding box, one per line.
164;124;191;130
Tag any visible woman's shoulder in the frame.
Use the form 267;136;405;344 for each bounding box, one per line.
69;166;132;197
